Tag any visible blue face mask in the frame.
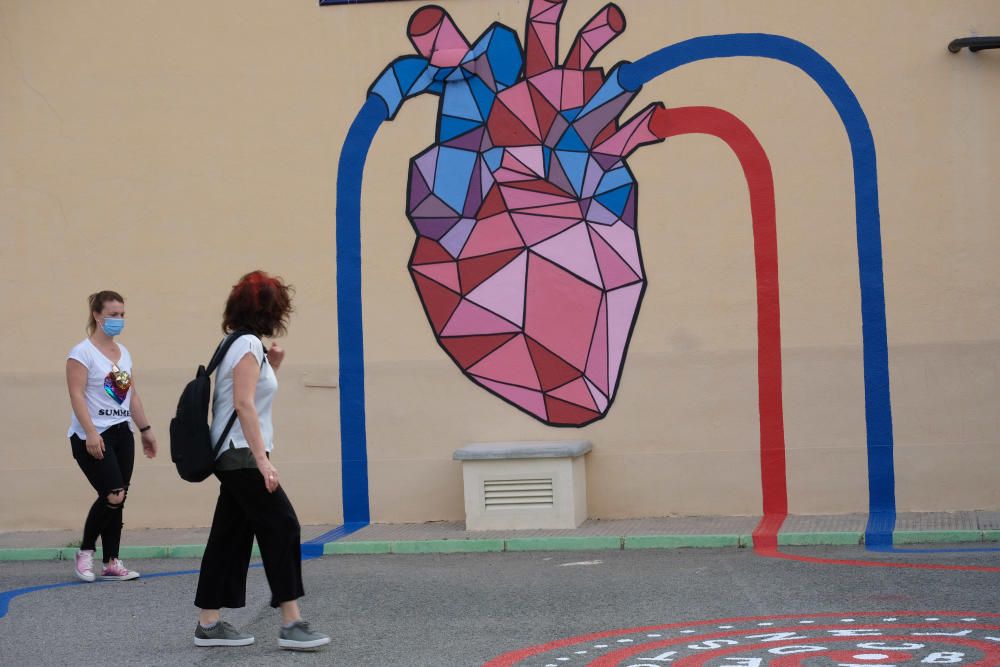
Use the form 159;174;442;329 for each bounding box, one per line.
101;317;125;337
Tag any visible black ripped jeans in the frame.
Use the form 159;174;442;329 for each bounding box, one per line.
70;421;135;563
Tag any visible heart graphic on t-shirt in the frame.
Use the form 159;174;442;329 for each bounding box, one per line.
104;370;130;404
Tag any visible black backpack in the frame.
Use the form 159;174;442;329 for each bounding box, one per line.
169;330;258;482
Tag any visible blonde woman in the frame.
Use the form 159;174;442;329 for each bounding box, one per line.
66;290;157;582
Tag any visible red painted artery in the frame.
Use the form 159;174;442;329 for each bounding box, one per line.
647;106;1000;573
650;105;788;534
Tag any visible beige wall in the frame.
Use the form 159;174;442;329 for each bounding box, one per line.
1;0;998;531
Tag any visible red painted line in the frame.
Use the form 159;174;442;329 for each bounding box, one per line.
650;105;788;527
648;106;1000;573
483;611;1000;666
755;545;1000;572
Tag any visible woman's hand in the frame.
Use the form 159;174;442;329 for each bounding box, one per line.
141;429;157;459
86;432;105;459
258;457;280;493
266;343;285;371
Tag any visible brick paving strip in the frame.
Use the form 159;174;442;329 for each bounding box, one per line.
0;511;997;561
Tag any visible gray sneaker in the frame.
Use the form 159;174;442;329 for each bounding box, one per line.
278;620;330;651
193;621;255;647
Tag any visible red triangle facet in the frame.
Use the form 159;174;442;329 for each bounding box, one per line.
526;336;583;389
476;185;508;219
544;395;600;425
412;273;461;334
487;99;541;146
440;333;516;369
458;248;522;294
412;237;455;265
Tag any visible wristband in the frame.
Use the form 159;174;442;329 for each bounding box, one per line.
139;425;152;433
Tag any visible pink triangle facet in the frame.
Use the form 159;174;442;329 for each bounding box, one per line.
465;250;527;327
469;334;540;390
412;261;460;292
547;377;597;411
476;378;547;420
606;283;643;395
531;223;602;287
585;295;609;394
441;299;521;336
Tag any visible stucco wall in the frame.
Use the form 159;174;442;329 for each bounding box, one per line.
1;0;998;530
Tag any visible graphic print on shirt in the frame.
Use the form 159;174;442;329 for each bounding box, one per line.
103;363;132;404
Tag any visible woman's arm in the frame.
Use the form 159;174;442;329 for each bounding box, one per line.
129;381;158;459
66;359;104;460
232;352;280;492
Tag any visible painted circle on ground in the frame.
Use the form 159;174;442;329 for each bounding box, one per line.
484;611;1000;666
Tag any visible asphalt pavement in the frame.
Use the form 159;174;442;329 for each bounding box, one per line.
1;544;998;665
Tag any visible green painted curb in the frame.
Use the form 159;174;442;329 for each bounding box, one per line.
0;548;63;561
118;546;170;559
625;534;739;549
323;541;392;555
505;536;622;552
891;530;982;545
778;532;862;546
168;545;206;558
1;528;996;562
391;539;504;554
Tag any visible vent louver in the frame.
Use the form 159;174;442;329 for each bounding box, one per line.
483;478;554;509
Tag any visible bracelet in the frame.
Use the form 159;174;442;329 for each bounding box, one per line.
139;424;152;433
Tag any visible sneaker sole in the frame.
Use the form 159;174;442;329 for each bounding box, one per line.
278;636;331;650
100;573;140;581
194;637;255;647
74;570;96;583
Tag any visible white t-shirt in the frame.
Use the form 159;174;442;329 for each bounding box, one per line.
67;339;134;439
210;334;277;458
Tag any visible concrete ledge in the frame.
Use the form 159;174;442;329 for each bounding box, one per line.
892;530;983;545
778;531;862;546
454;440;592;460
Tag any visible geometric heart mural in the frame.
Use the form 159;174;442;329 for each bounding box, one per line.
373;1;662;425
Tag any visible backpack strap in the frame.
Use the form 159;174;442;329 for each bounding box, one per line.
206;329;255;375
209;330;264;456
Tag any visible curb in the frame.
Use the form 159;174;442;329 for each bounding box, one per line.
0;530;994;562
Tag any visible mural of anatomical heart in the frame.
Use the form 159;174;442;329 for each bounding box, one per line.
371;1;668;426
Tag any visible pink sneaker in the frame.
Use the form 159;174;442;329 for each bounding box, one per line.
100;558;140;581
74;549;96;582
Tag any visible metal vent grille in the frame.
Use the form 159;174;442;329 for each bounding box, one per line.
483;478;554;509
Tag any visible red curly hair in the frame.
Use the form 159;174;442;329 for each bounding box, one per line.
222;270;294;337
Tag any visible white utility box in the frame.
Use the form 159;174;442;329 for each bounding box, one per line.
453;440;592;531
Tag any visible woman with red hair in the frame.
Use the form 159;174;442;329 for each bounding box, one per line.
192;271;329;651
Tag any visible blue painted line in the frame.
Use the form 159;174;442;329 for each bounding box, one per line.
336;95;389;526
0;526;361;620
0;580;85;619
619;34;898;548
302;522;368;556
